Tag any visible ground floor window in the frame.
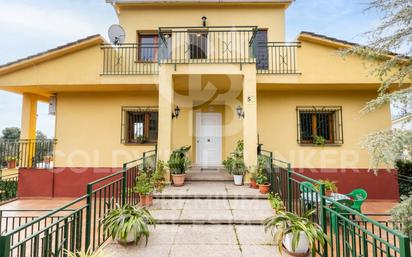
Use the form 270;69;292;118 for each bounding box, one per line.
121;107;158;144
296;106;343;145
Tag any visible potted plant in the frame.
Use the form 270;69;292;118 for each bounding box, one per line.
167;146;191;187
312;135;326;146
5;157;17;169
315;179;338;196
231;158;246;186
43;155;52;164
134;173;154;207
102;204;155;245
264;209;328;257
248;165;259;189
268;193;285;213
152;160;167;192
222;156;235;174
257;173;270;194
136;135;146;144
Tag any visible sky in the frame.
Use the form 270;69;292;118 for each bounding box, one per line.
0;0;381;138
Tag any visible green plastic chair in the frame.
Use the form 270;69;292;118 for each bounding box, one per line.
345;189;367;213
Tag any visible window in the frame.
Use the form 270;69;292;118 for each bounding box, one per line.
121;107;158;144
255;29;268;70
189;31;208;59
138;34;158;62
296;106;343;145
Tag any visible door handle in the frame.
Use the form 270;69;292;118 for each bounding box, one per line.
207;138;211;142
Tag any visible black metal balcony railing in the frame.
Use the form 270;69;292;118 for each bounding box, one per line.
158;26;258;64
255;42;301;74
101;43;159;75
101;26;301;75
0;139;56;169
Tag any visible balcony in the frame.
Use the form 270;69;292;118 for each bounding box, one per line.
101;26;300;75
0;139;57;169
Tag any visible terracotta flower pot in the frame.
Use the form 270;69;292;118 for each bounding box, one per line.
250;179;258;189
171;174;185;187
7;160;16;169
139;194;153;207
258;183;270;194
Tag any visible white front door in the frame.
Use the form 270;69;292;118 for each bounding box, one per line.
196;112;222;167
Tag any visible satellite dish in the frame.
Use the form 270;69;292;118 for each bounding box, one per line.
108;24;126;45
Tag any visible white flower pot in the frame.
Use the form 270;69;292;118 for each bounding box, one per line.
117;226;140;244
233;175;243;186
283;231;310;254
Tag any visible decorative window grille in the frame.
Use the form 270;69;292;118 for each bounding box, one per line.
121;107;158;144
296;106;343;145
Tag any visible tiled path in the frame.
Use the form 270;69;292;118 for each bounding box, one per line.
104;224;278;257
104;181;283;257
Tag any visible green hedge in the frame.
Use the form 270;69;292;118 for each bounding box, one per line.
0;179;18;202
395;159;412;198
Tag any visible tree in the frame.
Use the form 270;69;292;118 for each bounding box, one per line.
343;0;412;170
36;130;47;140
1;127;20;140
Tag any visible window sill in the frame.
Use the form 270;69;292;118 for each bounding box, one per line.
122;142;158;146
298;143;343;147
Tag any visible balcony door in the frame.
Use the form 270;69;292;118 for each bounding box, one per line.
255;30;268;69
189;31;208;59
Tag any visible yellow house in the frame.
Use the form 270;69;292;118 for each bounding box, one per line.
0;0;399;198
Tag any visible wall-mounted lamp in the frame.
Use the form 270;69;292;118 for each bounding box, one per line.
172;106;180;119
201;16;207;27
236;105;245;119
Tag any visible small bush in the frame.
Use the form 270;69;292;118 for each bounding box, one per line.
395;159;412;198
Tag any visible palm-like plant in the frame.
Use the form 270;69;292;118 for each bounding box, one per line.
264;209;328;256
102;204;155;245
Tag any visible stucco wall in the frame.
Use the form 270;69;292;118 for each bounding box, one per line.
257;90;392;169
118;5;285;42
55;91;158;167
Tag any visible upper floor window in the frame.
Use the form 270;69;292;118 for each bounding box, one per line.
138;33;158;62
296;106;343;145
121;107;158;144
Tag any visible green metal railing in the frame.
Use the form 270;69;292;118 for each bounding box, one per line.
0;148;156;257
0;173;18;204
260;150;411;257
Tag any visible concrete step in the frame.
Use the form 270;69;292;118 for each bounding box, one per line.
185;168;232;181
148;198;274;225
154;181;267;200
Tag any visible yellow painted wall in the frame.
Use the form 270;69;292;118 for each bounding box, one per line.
257;90;392;169
55;91;158;167
118;5;285;42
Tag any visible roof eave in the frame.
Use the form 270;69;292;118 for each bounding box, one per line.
0;35;104;76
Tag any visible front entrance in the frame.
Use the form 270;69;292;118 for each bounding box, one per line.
195;112;222;168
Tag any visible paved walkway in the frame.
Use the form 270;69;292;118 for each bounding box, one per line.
104;181;284;257
104;224;279;257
